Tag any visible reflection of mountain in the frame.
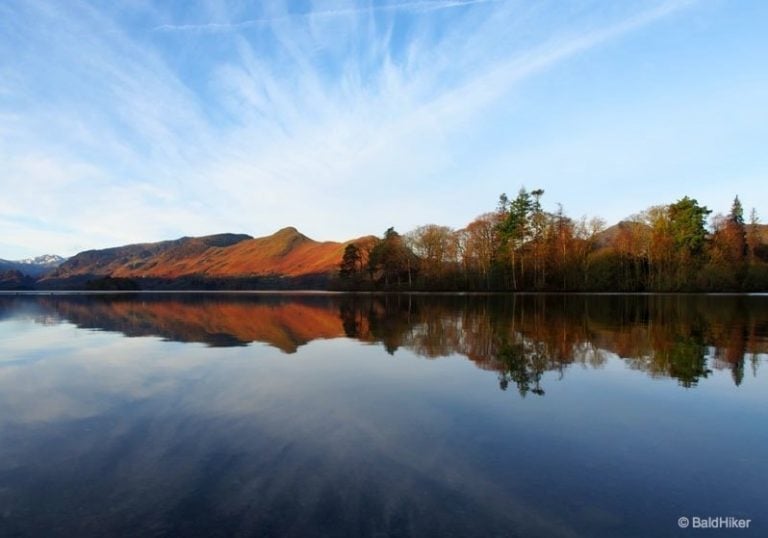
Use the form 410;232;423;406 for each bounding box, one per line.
33;295;349;353
8;293;768;389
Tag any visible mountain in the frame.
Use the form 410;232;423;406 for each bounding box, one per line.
0;270;36;290
593;221;650;250
594;222;768;250
39;228;374;289
16;254;67;266
0;254;67;278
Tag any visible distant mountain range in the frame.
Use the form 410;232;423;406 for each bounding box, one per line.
35;227;375;290
0;254;67;278
2;222;767;291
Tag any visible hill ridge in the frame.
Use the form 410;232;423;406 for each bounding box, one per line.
40;227;374;288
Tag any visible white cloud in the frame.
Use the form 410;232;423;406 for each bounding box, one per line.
0;0;714;257
153;0;504;32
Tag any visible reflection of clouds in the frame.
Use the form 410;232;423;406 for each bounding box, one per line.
0;321;85;371
3;293;766;415
1;300;768;536
0;325;213;423
0;323;577;537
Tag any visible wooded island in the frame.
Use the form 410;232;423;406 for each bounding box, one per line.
338;190;768;292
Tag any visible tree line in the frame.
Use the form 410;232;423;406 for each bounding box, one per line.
336;293;765;390
336;189;768;291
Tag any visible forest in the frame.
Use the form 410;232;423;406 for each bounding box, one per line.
337;190;768;292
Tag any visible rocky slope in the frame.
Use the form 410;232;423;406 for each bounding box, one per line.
39;228;374;289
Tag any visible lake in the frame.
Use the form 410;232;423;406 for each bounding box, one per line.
0;293;766;537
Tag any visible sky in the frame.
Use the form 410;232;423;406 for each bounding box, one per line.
1;0;767;259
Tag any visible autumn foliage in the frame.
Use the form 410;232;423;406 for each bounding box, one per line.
340;191;768;291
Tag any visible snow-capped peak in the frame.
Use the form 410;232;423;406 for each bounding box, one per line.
15;254;66;266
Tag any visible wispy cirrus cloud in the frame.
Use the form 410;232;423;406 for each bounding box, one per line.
153;0;503;32
3;0;764;260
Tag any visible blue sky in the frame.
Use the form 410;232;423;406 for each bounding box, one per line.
1;0;766;258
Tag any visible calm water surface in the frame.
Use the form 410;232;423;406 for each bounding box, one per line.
0;293;766;537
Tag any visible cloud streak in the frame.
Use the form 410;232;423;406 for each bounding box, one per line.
421;0;697;120
3;0;764;260
154;0;503;32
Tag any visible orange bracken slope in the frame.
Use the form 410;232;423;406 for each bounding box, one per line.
47;227;376;281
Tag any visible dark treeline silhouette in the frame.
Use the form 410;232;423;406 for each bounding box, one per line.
336;190;768;291
6;293;765;393
337;293;766;393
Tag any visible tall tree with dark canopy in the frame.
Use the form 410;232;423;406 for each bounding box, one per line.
339;243;363;280
368;228;418;288
668;196;711;289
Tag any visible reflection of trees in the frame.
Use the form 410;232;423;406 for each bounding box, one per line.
338;294;767;393
647;337;711;388
14;293;768;392
366;295;415;355
496;340;545;397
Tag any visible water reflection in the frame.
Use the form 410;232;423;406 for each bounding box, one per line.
1;293;767;537
2;293;766;392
